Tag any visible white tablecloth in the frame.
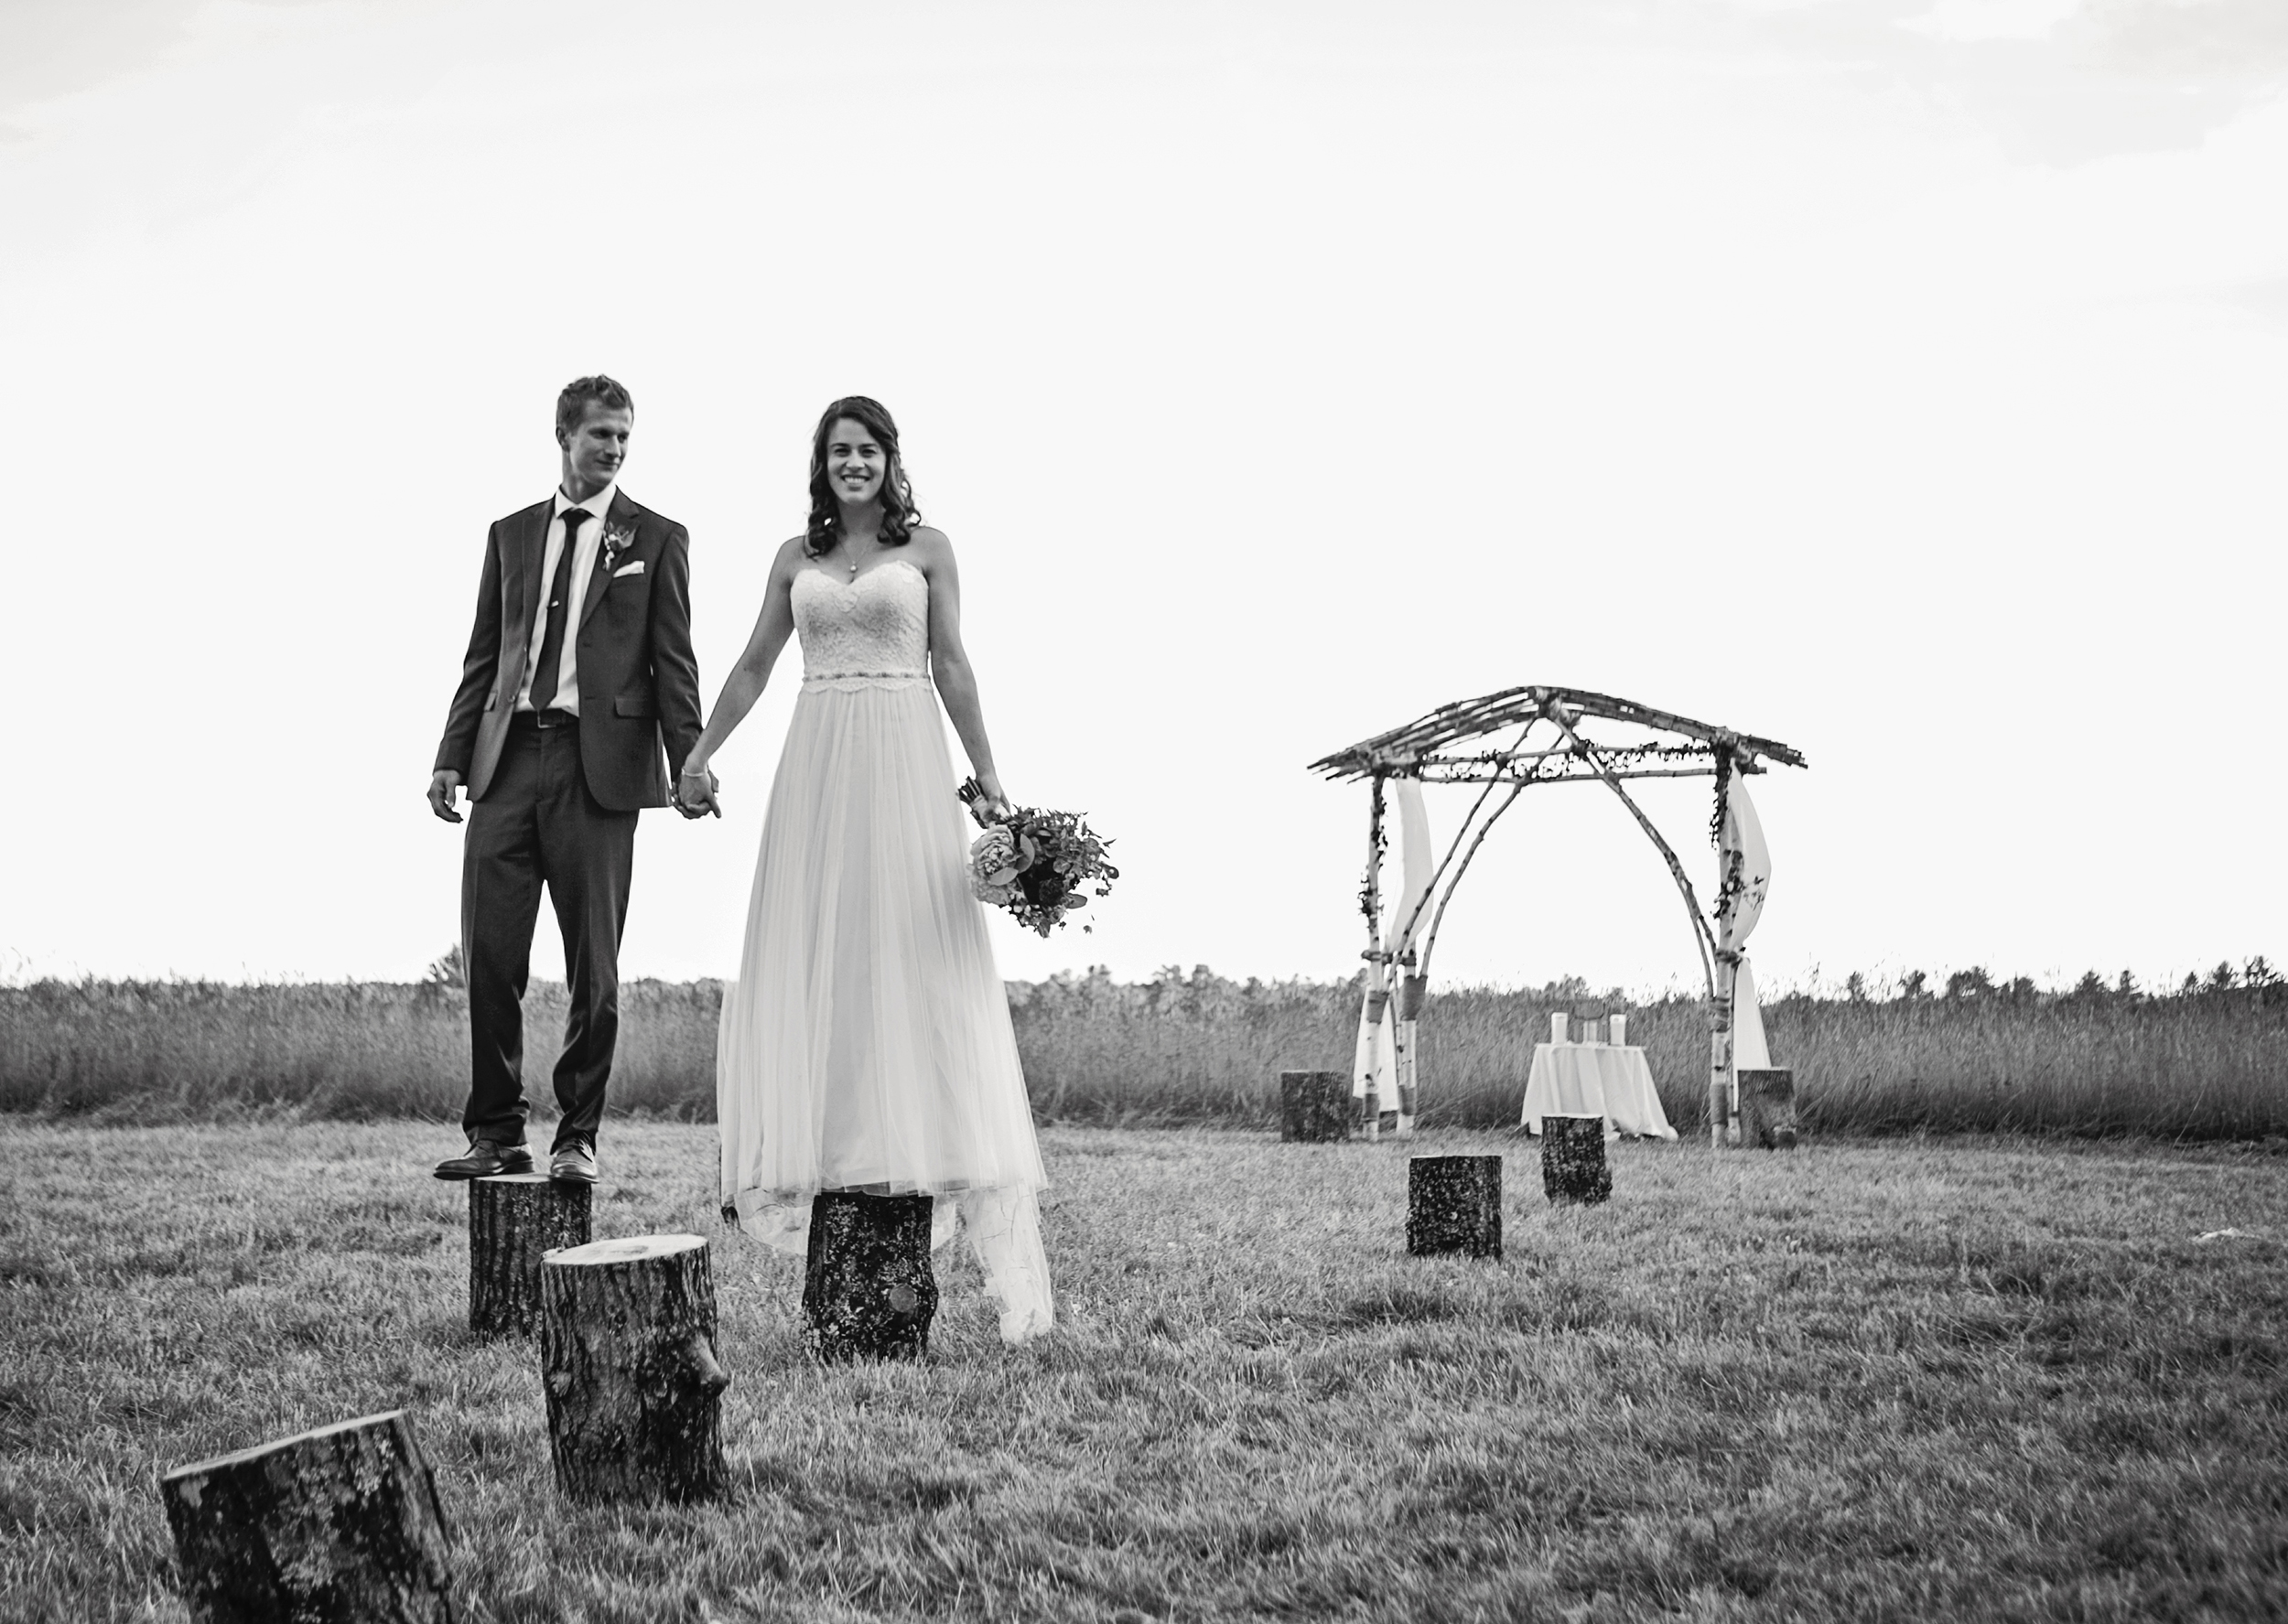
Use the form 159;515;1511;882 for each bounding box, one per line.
1520;1043;1677;1140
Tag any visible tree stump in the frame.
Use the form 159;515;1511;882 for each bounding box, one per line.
803;1190;939;1363
1279;1070;1353;1143
469;1174;590;1336
539;1235;728;1505
159;1409;454;1624
1540;1114;1613;1206
1407;1156;1502;1259
1738;1069;1799;1149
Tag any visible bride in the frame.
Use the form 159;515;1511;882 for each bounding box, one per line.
678;396;1053;1347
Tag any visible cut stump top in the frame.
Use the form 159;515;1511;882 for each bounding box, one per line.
162;1409;411;1482
476;1172;560;1187
545;1235;707;1267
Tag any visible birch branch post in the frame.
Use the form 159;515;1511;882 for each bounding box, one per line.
1355;774;1387;1141
1711;952;1739;1147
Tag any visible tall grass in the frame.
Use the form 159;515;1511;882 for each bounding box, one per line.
0;978;718;1123
2;968;2283;1136
1010;968;2288;1136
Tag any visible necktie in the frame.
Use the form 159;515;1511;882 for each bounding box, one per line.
530;509;590;713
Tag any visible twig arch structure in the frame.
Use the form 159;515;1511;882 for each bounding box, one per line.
1310;683;1807;1145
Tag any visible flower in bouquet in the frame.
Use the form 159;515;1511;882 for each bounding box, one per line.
967;823;1024;906
959;779;1118;935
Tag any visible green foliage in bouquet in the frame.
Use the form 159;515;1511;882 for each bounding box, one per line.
960;780;1119;936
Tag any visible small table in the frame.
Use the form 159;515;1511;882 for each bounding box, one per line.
1521;1042;1677;1141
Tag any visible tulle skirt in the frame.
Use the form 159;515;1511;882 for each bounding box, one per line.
717;675;1052;1344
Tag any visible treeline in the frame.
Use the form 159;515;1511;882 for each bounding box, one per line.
1843;957;2283;1005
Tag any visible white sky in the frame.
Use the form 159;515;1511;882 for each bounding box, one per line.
3;0;2283;995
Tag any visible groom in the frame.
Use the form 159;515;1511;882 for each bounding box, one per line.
426;375;704;1185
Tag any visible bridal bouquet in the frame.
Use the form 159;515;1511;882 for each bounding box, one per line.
959;779;1118;935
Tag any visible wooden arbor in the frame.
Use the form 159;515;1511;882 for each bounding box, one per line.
1311;684;1806;1145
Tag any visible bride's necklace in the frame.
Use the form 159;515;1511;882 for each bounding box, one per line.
842;534;876;578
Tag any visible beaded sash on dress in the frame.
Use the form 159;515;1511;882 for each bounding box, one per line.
793;559;931;692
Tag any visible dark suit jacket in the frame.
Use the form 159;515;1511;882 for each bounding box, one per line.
434;489;702;812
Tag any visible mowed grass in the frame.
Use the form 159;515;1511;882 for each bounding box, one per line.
3;1122;2286;1622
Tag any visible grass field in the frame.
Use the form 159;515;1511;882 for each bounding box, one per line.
4;1120;2285;1621
5;970;2285;1138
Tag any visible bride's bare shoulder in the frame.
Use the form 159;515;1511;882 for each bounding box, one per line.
770;534;812;578
906;526;955;566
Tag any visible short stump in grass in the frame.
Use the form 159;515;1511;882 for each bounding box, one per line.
160;1409;455;1622
1279;1070;1354;1142
1739;1069;1799;1149
1540;1114;1612;1205
804;1190;939;1362
469;1172;590;1337
539;1235;729;1505
1408;1155;1503;1259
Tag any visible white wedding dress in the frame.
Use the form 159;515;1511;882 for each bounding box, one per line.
717;556;1053;1345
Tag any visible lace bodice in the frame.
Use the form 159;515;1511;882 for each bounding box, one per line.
793;558;930;689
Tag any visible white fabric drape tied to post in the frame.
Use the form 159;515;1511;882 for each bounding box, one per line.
1732;954;1771;1071
1386;780;1435;960
1717;775;1771;956
1354;780;1432;1102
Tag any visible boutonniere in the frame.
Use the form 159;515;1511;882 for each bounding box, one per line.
599;521;638;574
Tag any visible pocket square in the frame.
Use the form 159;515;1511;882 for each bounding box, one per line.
611;559;645;578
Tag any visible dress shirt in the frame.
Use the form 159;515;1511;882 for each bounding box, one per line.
515;483;617;715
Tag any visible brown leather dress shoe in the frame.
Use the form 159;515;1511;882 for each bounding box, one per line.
549;1143;599;1185
433;1138;535;1180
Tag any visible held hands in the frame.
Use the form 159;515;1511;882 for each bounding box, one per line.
675;761;722;819
431;764;720;821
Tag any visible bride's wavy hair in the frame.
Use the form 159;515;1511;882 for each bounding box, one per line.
805;396;921;557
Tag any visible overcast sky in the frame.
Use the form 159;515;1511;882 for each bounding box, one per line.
3;0;2283;995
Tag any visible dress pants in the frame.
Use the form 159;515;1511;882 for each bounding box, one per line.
460;715;638;1150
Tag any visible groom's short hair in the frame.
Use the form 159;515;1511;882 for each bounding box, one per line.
556;375;634;442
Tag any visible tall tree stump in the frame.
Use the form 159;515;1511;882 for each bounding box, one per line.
1407;1156;1502;1259
539;1236;728;1505
159;1409;454;1624
1540;1114;1613;1206
469;1174;590;1336
1279;1070;1352;1143
804;1190;938;1363
1738;1069;1799;1149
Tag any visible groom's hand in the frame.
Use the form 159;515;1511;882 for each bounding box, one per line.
427;769;464;823
675;766;720;819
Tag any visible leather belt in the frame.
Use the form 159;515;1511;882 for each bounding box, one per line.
511;708;578;729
